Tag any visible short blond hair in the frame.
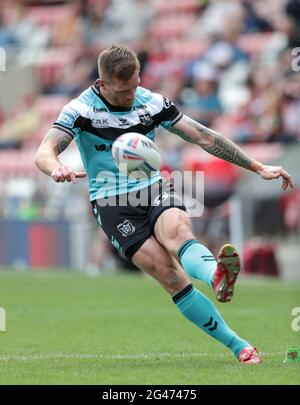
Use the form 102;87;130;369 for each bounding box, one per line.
98;45;140;83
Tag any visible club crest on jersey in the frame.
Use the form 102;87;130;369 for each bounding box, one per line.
139;113;153;127
117;220;136;237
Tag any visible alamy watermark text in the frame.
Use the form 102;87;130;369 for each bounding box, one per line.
0;48;6;72
0;307;6;331
291;307;300;332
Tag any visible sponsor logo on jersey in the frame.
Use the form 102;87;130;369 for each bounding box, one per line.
118;117;129;127
91;118;110;128
93;107;108;113
133;104;148;111
94;144;112;152
117;219;136;237
58;109;79;128
139;113;153;126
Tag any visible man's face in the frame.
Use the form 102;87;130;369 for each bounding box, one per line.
101;70;140;108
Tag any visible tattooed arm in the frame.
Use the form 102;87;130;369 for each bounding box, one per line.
35;128;86;183
169;115;294;190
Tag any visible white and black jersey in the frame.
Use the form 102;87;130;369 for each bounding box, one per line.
53;81;183;200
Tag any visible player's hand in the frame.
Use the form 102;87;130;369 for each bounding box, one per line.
51;165;87;183
256;164;294;191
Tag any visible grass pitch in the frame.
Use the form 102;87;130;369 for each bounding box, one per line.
0;269;299;385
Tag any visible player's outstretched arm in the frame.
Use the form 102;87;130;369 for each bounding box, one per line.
34;128;87;183
170;115;294;191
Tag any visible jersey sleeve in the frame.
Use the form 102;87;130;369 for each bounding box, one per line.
156;95;183;129
53;100;82;138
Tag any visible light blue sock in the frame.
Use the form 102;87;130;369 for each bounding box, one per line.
173;284;249;357
178;239;216;287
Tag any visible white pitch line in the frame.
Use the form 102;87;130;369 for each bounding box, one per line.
0;352;285;362
0;353;206;361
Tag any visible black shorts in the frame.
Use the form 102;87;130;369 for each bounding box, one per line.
91;178;186;260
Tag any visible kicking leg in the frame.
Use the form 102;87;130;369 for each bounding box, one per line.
132;236;260;363
154;208;241;303
132;235;190;295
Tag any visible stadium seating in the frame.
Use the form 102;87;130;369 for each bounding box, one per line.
34;95;70;124
0;149;38;177
168;39;208;60
238;33;273;56
35;48;75;88
0;0;298;256
154;0;201;16
26;5;72;29
148;15;197;39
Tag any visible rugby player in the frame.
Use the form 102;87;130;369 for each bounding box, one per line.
35;46;294;364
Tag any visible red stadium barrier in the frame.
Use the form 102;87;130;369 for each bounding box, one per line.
29;224;57;267
0;220;71;268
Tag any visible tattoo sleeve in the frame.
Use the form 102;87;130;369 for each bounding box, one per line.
168;125;196;144
170;115;262;172
35;128;73;176
203;132;254;170
43;129;73;155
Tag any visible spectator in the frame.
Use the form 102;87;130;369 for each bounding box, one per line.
0;8;17;47
180;61;222;126
8;3;49;49
232;68;284;143
0;94;41;149
49;47;95;96
51;0;85;48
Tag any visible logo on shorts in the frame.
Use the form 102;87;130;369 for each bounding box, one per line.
117;220;136;237
153;192;169;206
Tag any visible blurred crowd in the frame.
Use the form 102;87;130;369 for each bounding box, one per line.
0;0;299;270
1;0;300;140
